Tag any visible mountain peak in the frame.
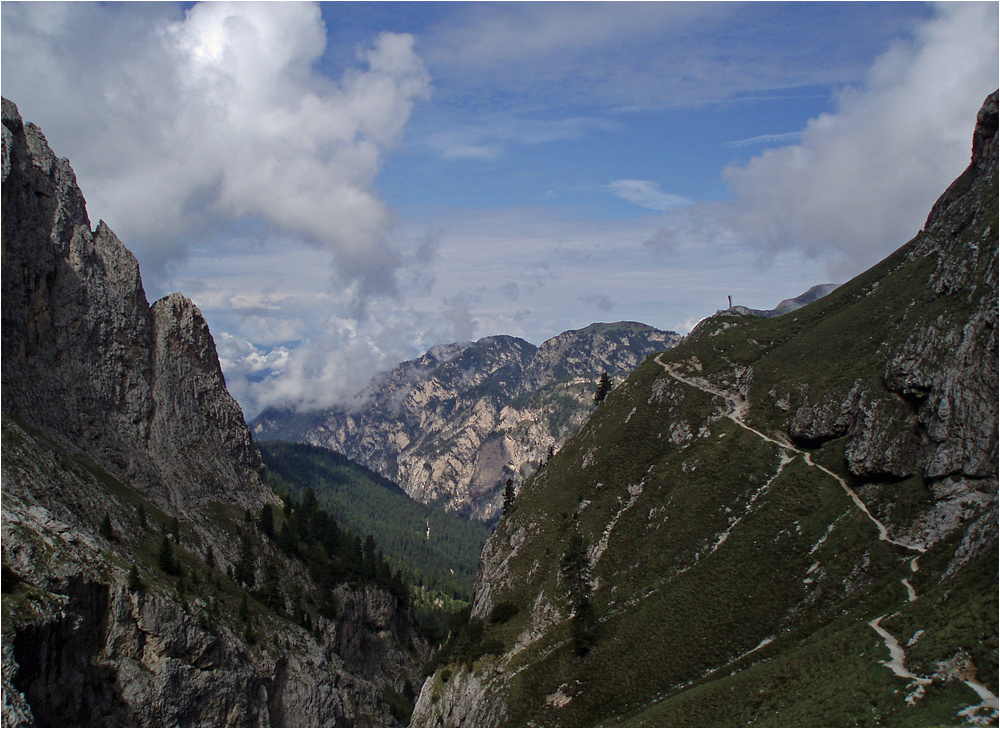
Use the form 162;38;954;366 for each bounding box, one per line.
253;321;680;521
1;96;268;514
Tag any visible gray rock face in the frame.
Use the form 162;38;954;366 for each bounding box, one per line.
786;91;998;547
2;98;427;726
254;323;679;521
2;415;426;727
1;97;266;515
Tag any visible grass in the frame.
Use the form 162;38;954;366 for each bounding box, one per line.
419;166;997;725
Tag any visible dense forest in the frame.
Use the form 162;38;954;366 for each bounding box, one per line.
258;441;491;623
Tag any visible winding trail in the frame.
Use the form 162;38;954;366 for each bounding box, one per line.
653;354;924;555
653;354;997;723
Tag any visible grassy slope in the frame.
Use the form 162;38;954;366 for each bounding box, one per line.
431;174;997;727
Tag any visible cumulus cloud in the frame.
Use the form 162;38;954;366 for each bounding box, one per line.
722;2;998;278
1;2;430;298
610;180;691;211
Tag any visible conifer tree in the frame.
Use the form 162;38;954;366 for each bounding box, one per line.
502;479;516;514
99;513;116;542
260;504;275;540
158;535;180;576
594;371;612;403
234;532;256;589
127;563;143;592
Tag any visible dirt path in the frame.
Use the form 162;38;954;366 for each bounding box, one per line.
653;353;998;723
653;354;923;554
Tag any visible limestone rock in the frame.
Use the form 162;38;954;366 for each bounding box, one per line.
2;98;426;727
254;323;680;522
1;97;267;516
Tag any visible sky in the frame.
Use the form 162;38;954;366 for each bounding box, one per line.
2;1;997;419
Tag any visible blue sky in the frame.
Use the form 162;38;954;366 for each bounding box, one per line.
2;2;997;417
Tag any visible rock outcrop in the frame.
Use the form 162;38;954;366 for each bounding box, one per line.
2;98;427;727
254;323;680;522
2;97;266;515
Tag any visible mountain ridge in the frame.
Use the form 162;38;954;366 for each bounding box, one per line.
253;321;680;521
411;90;998;727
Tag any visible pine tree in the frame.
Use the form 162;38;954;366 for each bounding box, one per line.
234;532;256;589
502;479;516;515
158;535;180;576
99;513;116;542
127;564;143;592
562;532;596;655
260;504;275;540
363;535;377;579
594;371;612;403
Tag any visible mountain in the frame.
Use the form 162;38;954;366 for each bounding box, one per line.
253;322;680;522
1;98;427;726
411;91;998;727
730;282;841;318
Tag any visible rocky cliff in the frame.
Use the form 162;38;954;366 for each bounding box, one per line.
1;97;266;515
1;98;427;726
254;323;679;522
412;91;998;727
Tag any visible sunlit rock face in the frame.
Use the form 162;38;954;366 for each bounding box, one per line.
254;323;680;522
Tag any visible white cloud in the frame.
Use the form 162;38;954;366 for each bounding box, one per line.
609;180;691;211
1;1;430;299
724;132;802;149
722;2;998;278
423;114;617;162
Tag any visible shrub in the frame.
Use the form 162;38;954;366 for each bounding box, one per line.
488;601;520;624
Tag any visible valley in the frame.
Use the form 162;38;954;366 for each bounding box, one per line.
1;51;995;729
412;90;998;728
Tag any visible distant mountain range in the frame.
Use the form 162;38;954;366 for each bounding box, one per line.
729;282;841;318
253;322;681;522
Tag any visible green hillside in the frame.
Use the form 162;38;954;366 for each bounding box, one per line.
413;93;998;727
257;440;490;601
